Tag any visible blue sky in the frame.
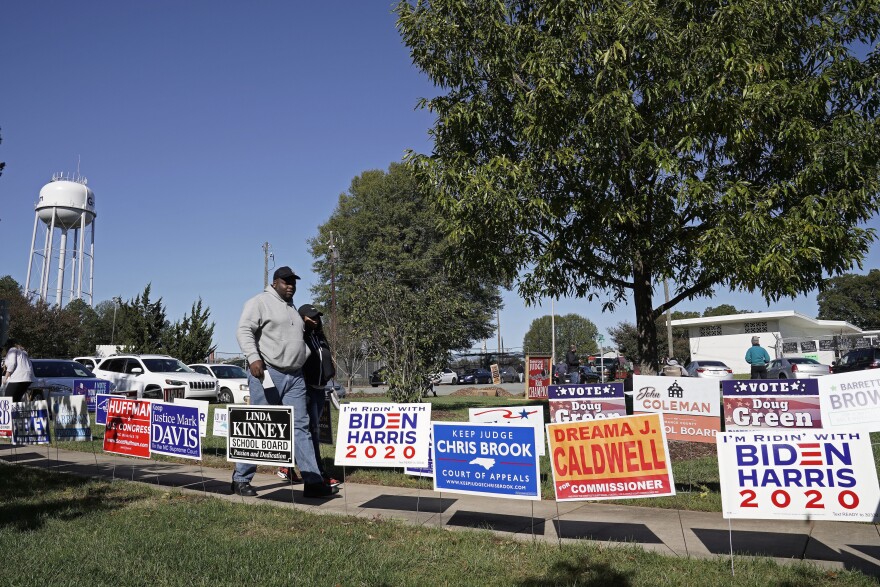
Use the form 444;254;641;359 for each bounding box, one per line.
1;2;878;358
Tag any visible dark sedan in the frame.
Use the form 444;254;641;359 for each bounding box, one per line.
460;368;492;385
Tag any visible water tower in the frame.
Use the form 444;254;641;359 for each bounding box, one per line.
25;173;96;307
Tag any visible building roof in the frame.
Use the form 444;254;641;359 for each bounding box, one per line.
670;310;862;333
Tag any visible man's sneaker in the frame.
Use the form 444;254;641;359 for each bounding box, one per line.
277;467;301;483
323;475;342;488
303;482;339;498
231;481;257;497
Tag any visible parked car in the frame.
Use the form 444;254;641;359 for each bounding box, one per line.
29;359;115;401
590;358;621;381
93;354;218;401
685;360;734;380
431;368;459;385
460;368;492;385
499;367;519;383
189;363;250;404
766;357;831;379
72;356;100;370
832;347;880;374
370;367;388;387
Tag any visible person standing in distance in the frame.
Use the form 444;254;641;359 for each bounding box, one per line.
565;344;580;384
233;266;339;498
745;336;771;380
3;339;34;402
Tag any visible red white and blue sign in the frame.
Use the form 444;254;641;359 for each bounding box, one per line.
721;379;821;431
469;406;546;456
432;422;540;500
11;400;50;445
151;401;201;460
548;383;627;423
717;429;880;522
95;393;114;426
334;402;431;467
103;397;152;458
71;378;111;412
0;397;12;438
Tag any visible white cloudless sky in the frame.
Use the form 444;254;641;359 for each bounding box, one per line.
1;2;877;358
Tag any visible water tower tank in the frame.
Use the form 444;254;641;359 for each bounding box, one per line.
36;179;95;229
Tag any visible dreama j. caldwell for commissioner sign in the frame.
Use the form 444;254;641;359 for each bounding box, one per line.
547;413;675;501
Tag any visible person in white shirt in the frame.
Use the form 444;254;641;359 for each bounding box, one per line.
3;339;34;402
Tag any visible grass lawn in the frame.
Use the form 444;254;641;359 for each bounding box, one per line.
36;393;880;514
0;464;875;587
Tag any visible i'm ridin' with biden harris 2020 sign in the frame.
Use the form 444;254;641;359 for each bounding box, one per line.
432;422;540;500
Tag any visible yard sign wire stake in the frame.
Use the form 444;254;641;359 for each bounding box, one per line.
198;462;207;496
677;509;690;558
342;464;348;517
530;501;535;543
554;500;562;548
728;517;735;576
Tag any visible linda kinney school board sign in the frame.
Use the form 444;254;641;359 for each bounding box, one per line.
227;406;294;466
547;383;627;423
717;429;880;522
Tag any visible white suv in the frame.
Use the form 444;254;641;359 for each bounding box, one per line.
189;363;250;404
93;354;218;401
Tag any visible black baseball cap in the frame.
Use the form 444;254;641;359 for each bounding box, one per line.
298;304;323;319
273;266;300;281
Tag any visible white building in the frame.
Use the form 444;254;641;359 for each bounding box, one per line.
671;311;877;374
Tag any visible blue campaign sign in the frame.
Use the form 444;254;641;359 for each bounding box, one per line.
722;379;819;397
548;383;624;400
432;422;540;500
95;393;114;426
151;401;201;460
71;379;111;411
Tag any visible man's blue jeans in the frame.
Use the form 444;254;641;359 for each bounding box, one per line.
569;369;580;384
233;366;323;485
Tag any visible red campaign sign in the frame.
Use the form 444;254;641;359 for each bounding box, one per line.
526;355;551;399
103;397;152;458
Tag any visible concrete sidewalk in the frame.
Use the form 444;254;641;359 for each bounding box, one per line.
2;443;880;577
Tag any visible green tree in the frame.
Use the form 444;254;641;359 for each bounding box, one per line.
611;310;700;366
117;284;168;354
522;313;599;357
817;270;880;329
163;298;216;364
702;304;750;317
397;0;880;374
308;163;501;401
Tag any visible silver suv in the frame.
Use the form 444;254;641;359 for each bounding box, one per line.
93;354;218;401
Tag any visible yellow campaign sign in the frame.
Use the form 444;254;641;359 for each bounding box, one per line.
546;413;675;501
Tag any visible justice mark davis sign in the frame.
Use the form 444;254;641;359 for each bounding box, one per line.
717;429;880;522
546;413;675;501
721;379;821;431
227;406;294;466
334;402;431;468
632;375;720;443
432;422;540;500
547;383;626;422
151;401;201;460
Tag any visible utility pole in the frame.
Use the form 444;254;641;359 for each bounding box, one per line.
327;231;341;361
262;242;273;288
664;280;673;361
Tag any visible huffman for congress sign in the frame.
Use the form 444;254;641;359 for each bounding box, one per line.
547;413;675;501
103;398;151;458
717;430;880;522
227;406;293;466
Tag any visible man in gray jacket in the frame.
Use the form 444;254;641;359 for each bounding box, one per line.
232;266;338;498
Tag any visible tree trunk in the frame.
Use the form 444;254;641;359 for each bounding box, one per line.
632;262;659;376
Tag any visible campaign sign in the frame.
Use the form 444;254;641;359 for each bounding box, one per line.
173;398;208;437
318;399;333;445
227;406;293;466
151;401;201;460
526;355;551;399
212;408;228;437
818;371;880;431
469;406;546;456
11;400;50;445
334;402;431;467
95;393;116;426
50;393;92;441
632;375;719;443
405;433;434;477
103;398;152;458
547;413;675;501
717;429;880;522
432;422;540;500
0;397;12;438
721;379;821;431
548;383;626;423
71;378;110;412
